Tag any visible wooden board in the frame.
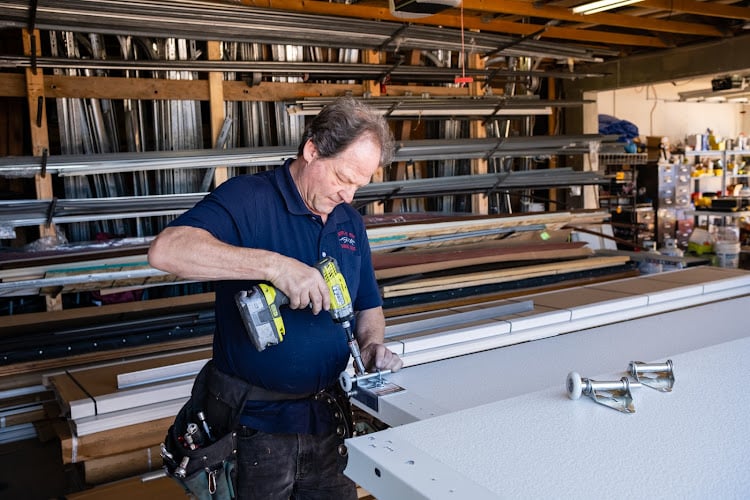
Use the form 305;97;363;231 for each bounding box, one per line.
374;243;593;279
65;475;185;499
49;349;210;418
83;445;163;485
0;336;212;379
367;211;609;246
3;292;215;336
57;416;173;464
65;473;375;499
381;256;631;298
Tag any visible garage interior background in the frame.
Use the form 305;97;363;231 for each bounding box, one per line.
0;0;750;498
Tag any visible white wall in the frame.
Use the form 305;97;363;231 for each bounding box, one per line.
596;79;750;146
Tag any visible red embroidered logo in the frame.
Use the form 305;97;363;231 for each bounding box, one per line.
338;230;356;251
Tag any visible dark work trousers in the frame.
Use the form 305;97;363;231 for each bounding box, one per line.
236;426;357;500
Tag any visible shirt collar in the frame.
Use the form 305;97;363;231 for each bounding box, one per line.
274;159;349;225
275;159;310;216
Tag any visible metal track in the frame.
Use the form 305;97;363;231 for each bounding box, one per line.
0;0;614;63
287;95;590;118
0;135;611;178
0;309;216;365
0;169;607;230
354;169;608;205
0;193;206;229
0;55;604;82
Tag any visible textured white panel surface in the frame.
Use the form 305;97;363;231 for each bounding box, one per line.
649;266;750;293
589;275;704;304
354;338;750;499
378;295;750;417
400;320;511;353
373;336;750;498
505;306;572;332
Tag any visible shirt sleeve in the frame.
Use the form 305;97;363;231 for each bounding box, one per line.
167;176;255;247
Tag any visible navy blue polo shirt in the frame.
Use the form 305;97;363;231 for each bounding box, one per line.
167;161;382;434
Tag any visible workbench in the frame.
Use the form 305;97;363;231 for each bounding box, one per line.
344;266;750;499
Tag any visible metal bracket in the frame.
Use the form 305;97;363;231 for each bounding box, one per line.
567;371;638;413
378;53;405;85
629;359;675;392
45;196;58;228
483;137;507;161
485;171;512;198
481;101;508;126
36;96;44;128
40;147;48;177
340;369;403;412
28;0;39;74
378;25;409;52
355;186;402;211
383;101;403;118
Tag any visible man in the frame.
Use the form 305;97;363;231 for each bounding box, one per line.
148;96;403;499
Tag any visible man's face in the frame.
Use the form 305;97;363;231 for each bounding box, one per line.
299;135;381;217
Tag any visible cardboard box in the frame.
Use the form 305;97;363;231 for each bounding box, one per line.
646;136;667;149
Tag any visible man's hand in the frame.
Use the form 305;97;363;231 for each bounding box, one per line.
360;343;403;373
266;255;330;315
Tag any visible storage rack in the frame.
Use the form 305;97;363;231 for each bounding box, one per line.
597;152;650;248
0;2;618;312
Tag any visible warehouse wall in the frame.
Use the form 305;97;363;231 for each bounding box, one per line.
595;79;749;146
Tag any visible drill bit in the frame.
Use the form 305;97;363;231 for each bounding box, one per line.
342;320;366;374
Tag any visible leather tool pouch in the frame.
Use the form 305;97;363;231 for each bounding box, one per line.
162;360;355;498
162;360;251;500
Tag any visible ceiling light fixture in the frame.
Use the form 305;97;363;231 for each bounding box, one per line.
678;76;750;102
572;0;643;15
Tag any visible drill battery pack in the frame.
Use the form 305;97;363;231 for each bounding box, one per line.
235;284;286;351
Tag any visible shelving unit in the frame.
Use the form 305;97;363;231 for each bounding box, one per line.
682;149;750;246
684;149;750;196
597;152;651;248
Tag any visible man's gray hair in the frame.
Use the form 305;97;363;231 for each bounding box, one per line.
298;96;394;167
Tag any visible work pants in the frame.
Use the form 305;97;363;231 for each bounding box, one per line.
235;426;357;500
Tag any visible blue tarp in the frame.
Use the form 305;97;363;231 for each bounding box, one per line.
598;114;639;142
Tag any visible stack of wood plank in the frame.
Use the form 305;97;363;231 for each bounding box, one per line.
46;348;211;485
0;209;636;494
0;210;613;299
0;381;57;446
39;267;655;487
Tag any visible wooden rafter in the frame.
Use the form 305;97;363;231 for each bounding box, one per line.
638;0;750;20
460;0;725;36
242;0;669;47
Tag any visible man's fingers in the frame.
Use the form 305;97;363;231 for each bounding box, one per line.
367;344;403;372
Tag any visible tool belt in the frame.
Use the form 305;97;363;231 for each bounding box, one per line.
161;360;354;499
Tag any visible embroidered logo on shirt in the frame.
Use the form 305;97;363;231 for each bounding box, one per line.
338;230;357;251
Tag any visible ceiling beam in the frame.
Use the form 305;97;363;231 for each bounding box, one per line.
639;0;750;20
564;33;750;93
244;0;669;48
459;0;724;36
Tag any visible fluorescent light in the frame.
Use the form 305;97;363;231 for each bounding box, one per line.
678;79;750;102
572;0;643;14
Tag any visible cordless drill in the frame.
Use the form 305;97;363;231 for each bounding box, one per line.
235;256;367;374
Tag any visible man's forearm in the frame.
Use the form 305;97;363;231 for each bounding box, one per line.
148;226;331;310
354;307;386;348
148;226;277;281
